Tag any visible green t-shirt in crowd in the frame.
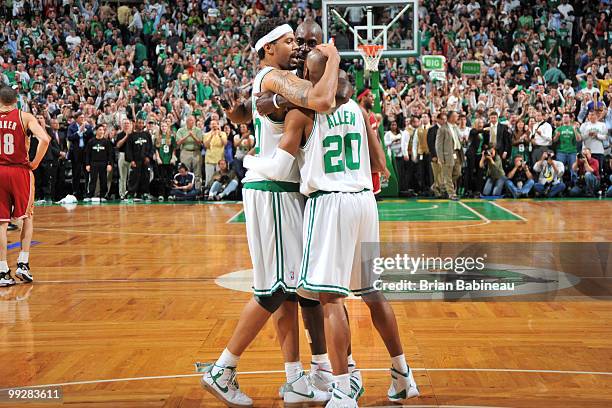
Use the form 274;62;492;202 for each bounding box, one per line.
555;125;577;154
157;135;177;164
196;83;214;104
143;20;155;35
518;15;533;29
135;42;148;64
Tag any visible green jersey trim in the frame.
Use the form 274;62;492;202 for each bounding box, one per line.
243;181;300;192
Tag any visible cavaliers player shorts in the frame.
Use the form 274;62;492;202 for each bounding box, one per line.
371;172;381;195
0;165;35;221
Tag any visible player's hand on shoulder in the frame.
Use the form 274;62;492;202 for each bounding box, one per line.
254;91;277;116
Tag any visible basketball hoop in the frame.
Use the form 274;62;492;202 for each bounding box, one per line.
357;44;384;72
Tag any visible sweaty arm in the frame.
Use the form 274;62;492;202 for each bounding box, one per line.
262;56;340;112
361;106;387;175
23;112;50;170
243;109;310;180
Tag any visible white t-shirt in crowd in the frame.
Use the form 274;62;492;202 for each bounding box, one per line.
579;121;608;155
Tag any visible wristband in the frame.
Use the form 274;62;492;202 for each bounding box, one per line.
272;94;281;109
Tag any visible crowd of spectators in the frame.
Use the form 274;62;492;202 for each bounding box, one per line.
1;0;611;202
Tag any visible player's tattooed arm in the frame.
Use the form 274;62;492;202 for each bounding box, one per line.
263;48;340;111
263;70;311;108
259;76;352;115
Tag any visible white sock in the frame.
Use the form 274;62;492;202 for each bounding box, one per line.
335;373;351;395
311;353;332;373
0;261;8;272
285;361;303;383
347;354;356;371
391;354;409;374
18;252;29;264
216;348;240;368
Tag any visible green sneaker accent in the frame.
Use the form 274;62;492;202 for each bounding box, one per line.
390;367;409;377
388;389;407;400
350;377;364;400
284;372;315;399
210;365;231;394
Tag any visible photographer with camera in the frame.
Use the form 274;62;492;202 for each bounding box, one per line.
570;148;600;197
479;147;506;196
533;151;566;197
505;155;535;198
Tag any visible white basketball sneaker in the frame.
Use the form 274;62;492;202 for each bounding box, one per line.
280;365;334;398
309;365;334;393
282;371;329;407
387;367;419;402
324;385;358;408
200;363;253;407
0;270;16;287
15;263;33;283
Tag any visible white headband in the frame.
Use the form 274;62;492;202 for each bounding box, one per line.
254;24;293;52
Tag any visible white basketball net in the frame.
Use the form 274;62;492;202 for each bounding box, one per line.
357;44;384;72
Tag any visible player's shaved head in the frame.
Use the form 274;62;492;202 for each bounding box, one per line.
296;19;323;44
0;86;17;105
305;49;328;84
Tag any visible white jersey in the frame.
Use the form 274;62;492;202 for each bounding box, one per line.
243;66;300;183
299;99;373;196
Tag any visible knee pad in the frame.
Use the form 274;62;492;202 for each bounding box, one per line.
254;289;290;313
298;295;321;308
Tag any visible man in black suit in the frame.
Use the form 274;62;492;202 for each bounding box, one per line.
484;111;512;168
427;113;442;197
44;118;68;201
30;115;62;202
67;112;94;199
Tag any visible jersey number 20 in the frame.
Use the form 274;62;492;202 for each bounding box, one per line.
0;133;15;155
323;132;361;173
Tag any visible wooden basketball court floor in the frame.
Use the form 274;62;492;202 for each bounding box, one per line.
1;198;611;407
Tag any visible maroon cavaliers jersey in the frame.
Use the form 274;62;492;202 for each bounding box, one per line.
0;108;29;168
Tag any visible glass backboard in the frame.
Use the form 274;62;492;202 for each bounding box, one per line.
322;0;419;59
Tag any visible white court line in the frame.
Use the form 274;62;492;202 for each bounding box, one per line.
457;201;491;224
3;367;611;391
380;228;612;237
379;205;440;212
487;201;528;222
35;227;244;238
35;226;612;238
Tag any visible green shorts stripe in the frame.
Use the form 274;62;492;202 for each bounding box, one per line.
276;192;285;283
243;180;300;193
272;193;280;282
